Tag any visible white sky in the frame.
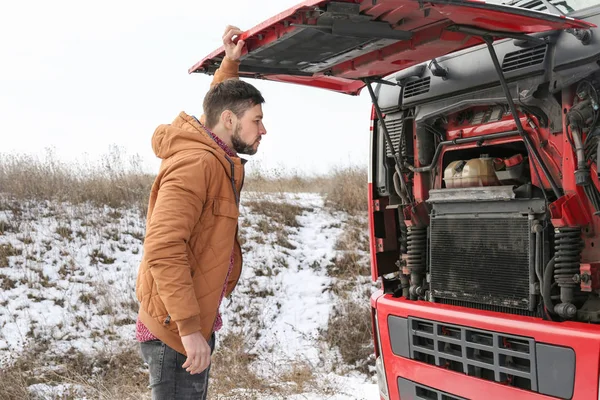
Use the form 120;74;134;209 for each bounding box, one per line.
0;0;373;176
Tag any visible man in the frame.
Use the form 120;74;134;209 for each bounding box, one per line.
135;25;262;399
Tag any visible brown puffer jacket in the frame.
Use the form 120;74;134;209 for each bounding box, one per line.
136;59;243;356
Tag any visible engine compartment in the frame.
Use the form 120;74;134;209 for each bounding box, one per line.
371;13;600;325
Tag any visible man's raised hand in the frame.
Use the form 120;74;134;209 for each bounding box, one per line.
223;25;245;61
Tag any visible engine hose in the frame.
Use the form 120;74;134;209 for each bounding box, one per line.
553;227;584;319
393;171;409;205
407;226;427;300
571;127;586;170
542;257;556;315
571;126;600;213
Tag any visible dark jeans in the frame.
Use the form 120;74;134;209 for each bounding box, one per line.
140;334;216;400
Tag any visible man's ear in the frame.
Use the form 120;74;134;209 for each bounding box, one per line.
220;110;235;130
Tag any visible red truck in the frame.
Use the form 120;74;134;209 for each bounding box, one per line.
192;1;600;398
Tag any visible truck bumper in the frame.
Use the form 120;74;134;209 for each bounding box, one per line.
372;290;600;400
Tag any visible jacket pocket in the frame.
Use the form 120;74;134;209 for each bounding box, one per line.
213;199;239;219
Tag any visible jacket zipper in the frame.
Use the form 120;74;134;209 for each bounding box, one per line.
240;165;245;192
224;155;240;206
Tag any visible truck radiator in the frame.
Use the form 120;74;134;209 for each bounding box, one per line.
430;217;532;313
427;190;546;316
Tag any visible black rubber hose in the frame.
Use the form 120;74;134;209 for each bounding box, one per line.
542;256;556;315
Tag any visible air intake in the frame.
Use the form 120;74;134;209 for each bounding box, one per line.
382;112;404;158
502;45;546;73
404;77;430;98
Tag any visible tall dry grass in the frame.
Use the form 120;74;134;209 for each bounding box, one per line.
0;149;368;214
323;166;368;214
243;164;368;214
242;166;329;194
0;147;154;213
321;289;374;375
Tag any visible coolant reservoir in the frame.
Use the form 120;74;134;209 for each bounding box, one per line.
443;160;466;188
462;155;498;187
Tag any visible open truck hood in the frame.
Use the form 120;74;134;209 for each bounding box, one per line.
189;0;593;95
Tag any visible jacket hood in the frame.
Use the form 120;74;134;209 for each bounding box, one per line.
152;112;221;159
151;111;245;182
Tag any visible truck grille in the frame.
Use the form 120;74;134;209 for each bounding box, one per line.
408;317;538;391
430;217;532;312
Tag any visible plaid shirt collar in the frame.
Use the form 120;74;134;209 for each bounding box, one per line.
193;116;237;158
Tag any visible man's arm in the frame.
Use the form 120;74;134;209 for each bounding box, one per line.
212;25;243;87
143;155;209;336
210;56;240;88
144;154;214;374
200;26;243;126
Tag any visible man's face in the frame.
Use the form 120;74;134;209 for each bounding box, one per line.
231;104;266;155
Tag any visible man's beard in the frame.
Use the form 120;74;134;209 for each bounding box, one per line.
231;123;258;155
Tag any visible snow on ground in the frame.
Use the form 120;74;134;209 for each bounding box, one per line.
0;193;378;399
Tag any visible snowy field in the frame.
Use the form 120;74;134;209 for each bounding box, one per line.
0;192;378;399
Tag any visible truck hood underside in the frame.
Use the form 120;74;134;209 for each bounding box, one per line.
189;0;593;95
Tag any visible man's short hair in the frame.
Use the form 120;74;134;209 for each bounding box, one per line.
203;79;265;128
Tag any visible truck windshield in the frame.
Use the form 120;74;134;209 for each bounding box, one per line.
501;0;597;14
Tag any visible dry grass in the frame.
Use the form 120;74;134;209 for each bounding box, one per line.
322;214;374;374
279;362;316;393
327;252;370;279
244;200;310;228
244;166;368;215
321;291;374;375
334;217;369;253
328;217;370;279
0;149;367;216
208;330;266;398
324;166;368;214
0;243;22;268
1;336;325;400
0;343;148;400
0;148;154;213
243;167;329;194
208;330;330;399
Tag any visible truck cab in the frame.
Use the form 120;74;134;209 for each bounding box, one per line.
193;1;600;398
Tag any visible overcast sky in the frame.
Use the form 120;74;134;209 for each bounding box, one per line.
0;0;373;176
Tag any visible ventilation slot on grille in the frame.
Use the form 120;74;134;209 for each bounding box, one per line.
398;377;467;399
502;45;546;73
404;77;430;98
408;318;537;393
430;217;532;311
381;112;404;158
